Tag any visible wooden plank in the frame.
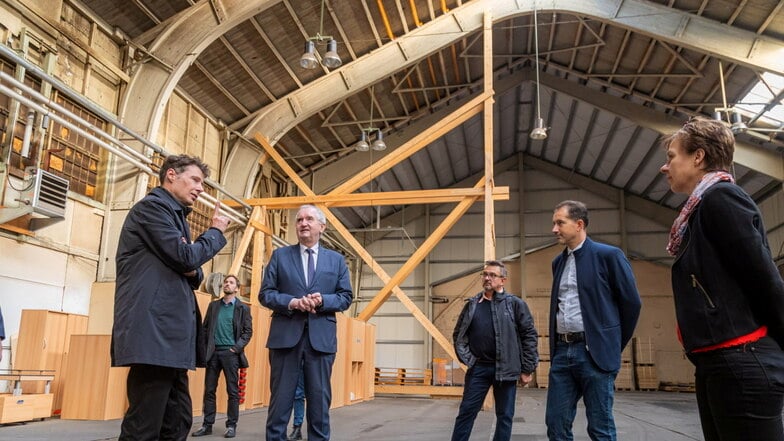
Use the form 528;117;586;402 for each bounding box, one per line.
329;92;490;195
374;384;463;396
358;179;484;322
483;11;495;262
254;133;459;361
228;206;263;276
226;187;510;208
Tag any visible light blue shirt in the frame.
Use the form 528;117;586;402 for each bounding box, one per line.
556;239;585;334
299;243;320;285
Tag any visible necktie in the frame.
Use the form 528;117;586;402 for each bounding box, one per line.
306;248;315;285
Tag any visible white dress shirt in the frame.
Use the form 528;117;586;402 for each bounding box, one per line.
556;239;585;334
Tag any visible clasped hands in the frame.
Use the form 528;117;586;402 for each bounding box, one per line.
289;292;323;313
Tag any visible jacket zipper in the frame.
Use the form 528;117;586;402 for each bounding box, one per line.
691;274;716;309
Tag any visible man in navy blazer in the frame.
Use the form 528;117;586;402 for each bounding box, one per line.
260;204;352;441
546;200;641;441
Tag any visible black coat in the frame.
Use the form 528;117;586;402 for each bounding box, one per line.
453;291;539;380
203;298;253;368
672;182;784;351
111;187;227;369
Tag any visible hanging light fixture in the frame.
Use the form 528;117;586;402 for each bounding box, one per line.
371;129;386;151
730;110;748;134
355;132;370;151
529;1;548;140
300;0;342;70
356;85;386;151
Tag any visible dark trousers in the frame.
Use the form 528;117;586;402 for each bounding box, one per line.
266;334;336;441
202;349;241;428
687;336;784;441
119;364;192;441
450;363;518;441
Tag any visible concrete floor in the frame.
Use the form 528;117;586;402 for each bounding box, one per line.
0;388;703;440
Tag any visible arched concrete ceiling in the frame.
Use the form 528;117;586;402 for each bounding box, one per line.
118;0;784;200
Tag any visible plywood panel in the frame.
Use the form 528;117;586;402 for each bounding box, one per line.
60;335;128;420
87;282;115;334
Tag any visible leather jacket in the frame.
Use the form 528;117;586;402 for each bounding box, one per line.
671;182;784;352
453;290;538;380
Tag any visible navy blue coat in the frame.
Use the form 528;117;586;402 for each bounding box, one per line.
259;244;352;353
549;237;641;372
112;187;226;369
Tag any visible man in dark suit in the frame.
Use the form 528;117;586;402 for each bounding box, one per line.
546;200;641;441
192;274;253;438
112;154;230;441
260;204;353;441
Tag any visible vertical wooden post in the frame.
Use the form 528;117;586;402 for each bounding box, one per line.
483;11;495;262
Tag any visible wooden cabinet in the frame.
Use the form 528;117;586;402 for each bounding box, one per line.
60;335;129;420
13;310;88;415
0;393;53;423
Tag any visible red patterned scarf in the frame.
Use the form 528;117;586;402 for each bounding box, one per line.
666;171;735;256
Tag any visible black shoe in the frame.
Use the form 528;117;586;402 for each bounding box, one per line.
287;425;302;440
192;425;212;437
224;427;236;438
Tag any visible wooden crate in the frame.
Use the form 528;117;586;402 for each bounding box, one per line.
374;367;432;386
535;361;550;388
615;362;634;390
432;358;448;385
621;342;633;363
0;393;53;423
634;337;656;365
635;365;659;390
537;336;550;361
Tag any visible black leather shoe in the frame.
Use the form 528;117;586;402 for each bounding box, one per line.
287;425;302;440
224;427;236;438
192;425;212;437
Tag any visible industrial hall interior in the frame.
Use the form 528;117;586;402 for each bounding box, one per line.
0;0;783;440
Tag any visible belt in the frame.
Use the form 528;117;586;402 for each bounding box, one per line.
557;332;585;343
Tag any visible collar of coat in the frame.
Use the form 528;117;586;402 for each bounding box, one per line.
151;186;193;216
468;290;510;303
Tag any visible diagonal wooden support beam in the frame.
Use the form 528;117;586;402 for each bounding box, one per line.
329;92;490;195
254;133;461;360
357;178;484;322
229;206;264;276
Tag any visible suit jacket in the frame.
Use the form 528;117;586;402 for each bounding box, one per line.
112;187;226;369
203;298;253;368
549;237;642;372
259;244;353;353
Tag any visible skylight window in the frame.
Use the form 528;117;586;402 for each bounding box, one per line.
734;72;784;127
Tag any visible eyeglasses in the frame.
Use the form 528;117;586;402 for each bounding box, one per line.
479;271;503;279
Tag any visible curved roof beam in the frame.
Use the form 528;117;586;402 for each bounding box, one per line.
119;0;277;142
119;0;784;195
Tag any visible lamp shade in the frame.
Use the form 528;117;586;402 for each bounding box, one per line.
300;41;319;69
322;39;342;69
355;131;370;151
371;129;386;151
730;111;748;134
530;117;548;140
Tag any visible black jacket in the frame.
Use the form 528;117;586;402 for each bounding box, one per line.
112;187;227;369
203;298;253;368
672;182;784;352
453;290;538;380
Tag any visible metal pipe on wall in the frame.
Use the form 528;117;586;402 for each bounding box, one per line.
0;43;251;212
